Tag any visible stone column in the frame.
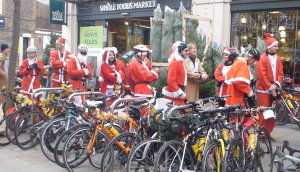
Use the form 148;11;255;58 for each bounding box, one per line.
62;3;78;53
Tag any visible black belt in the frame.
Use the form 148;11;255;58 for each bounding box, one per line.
53;71;66;75
70;77;86;82
136;82;151;85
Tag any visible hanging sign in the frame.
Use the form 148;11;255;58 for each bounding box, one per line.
100;1;157;12
80;26;103;48
50;0;67;25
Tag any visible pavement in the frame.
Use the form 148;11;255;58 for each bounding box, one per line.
0;123;299;172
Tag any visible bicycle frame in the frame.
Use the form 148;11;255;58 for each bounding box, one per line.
280;95;300;122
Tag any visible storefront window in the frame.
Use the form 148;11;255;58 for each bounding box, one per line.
231;10;300;84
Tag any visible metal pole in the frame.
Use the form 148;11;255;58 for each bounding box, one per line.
109;97;149;114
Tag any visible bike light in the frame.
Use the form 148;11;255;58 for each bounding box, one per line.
185;134;189;141
287;79;293;84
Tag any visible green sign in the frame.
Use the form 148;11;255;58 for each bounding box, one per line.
80;26;103;48
50;0;67;25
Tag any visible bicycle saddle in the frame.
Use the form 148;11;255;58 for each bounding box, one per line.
129;104;147;111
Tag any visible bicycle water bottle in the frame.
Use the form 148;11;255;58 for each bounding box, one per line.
222;130;229;141
287;100;294;109
248;134;255;151
198;136;206;152
109;126;120;136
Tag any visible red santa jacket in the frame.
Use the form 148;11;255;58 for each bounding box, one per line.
50;50;72;83
225;57;253;106
124;58;152;94
162;58;187;98
130;57;158;97
214;63;232;96
256;52;284;94
19;58;45;94
67;55;92;91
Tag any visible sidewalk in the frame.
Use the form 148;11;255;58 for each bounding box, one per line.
0;124;299;172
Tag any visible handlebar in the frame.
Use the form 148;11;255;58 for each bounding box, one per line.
150;110;166;126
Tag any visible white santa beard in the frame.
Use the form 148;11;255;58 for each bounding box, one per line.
77;53;87;64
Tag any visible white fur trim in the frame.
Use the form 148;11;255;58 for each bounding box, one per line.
64;61;67;67
107;85;114;89
56;40;65;46
275;81;281;88
115;71;122;84
224;50;230;54
168;41;182;64
162;87;183;98
134;93;153;97
99;76;104;82
225;77;250;85
267;41;278;49
84;69;89;75
247;90;253;97
124;85;130;88
150;69;158;78
257;89;270;94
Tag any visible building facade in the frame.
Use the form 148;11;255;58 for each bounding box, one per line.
0;0;62;66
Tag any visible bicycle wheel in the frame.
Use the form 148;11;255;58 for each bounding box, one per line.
290;100;300;124
154;140;195;172
40;116;77;163
5;108;24;144
126;138;163;172
53;123;89;168
100;132;142;172
254;126;273;172
14;111;49;150
201;141;225;172
63;126;110;171
0;111;18;146
221;140;243;172
276;100;289;126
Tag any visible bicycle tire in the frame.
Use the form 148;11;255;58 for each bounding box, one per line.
276;100;289;126
63;126;110;171
40;116;77;162
254;126;273;172
53;123;89;168
126;138;163;172
201;141;225;172
221;140;243;172
0;111;18;146
14;111;49;150
289;100;299;124
154;140;195;172
5;108;24;144
100;132;141;172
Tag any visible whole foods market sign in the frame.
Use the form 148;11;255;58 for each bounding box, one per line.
100;1;157;12
50;0;67;25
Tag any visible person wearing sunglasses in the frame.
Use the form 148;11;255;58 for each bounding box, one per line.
50;37;72;87
184;43;208;102
67;44;92;102
162;41;188;105
256;33;284;142
214;47;238;106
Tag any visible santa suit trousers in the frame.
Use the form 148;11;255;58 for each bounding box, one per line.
257;92;276;136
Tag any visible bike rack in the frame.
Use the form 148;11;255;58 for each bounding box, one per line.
31;87;67;110
110;97;149;114
168;104;193;116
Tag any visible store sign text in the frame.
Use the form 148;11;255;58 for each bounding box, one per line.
100;1;157;12
51;10;63;21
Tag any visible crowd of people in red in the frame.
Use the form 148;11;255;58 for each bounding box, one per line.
15;33;283;142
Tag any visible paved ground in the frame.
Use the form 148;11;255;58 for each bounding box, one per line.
0;123;299;172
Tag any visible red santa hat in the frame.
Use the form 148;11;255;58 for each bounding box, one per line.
145;45;152;53
168;41;183;63
266;33;278;49
56;38;69;46
224;47;236;55
103;48;116;65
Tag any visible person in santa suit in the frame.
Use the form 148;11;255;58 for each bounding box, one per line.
50;38;72;87
124;45;153;95
99;48;124;104
129;44;161;98
214;47;238;106
19;46;45;99
162;41;188;105
184;43;208;102
256;33;284;142
225;47;260;107
67;44;92;101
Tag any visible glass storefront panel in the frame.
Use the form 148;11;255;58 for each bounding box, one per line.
231;10;300;84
